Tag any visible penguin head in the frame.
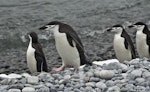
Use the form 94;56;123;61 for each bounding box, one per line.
128;22;146;31
28;32;38;43
107;25;124;34
39;21;62;32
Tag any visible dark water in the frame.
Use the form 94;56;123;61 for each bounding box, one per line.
0;0;150;73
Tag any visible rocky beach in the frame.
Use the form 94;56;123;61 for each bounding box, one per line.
0;0;150;91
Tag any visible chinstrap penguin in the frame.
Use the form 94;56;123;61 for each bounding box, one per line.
27;32;48;73
39;21;92;72
107;25;136;62
128;22;150;58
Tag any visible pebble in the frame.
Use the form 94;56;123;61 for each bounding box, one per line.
131;69;142;78
106;86;120;92
135;78;145;83
99;70;115;79
8;89;21;92
95;82;107;89
38;87;50;92
27;76;39;84
85;82;96;87
22;87;35;92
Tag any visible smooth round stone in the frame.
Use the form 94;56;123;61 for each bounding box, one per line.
96;82;107;89
22;87;35;92
105;80;114;87
135;78;145;83
142;71;150;78
38;87;50;92
86;72;94;77
120;63;128;72
85;82;96;87
27;76;39;84
131;69;142;78
8;89;21;92
107;86;120;92
99;70;115;79
64;75;71;80
89;77;100;82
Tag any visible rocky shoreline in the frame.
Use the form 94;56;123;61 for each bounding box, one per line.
0;58;150;92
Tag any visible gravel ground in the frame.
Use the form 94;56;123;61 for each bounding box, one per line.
0;58;150;92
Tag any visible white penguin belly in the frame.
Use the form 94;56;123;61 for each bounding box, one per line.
27;44;37;72
136;31;149;58
113;34;132;62
55;33;80;69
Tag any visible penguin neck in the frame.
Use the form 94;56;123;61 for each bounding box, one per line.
53;25;61;37
136;26;145;32
29;38;33;48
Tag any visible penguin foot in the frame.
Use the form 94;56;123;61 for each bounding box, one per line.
52;66;65;72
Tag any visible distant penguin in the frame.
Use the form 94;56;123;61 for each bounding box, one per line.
39;21;91;72
27;32;48;72
107;25;136;62
128;22;150;58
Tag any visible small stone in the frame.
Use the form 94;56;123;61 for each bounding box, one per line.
89;77;100;82
105;80;114;87
99;70;115;79
27;76;39;84
86;72;94;77
85;82;95;87
38;87;50;92
131;69;142;78
19;78;26;84
22;87;35;92
96;82;107;90
45;83;53;87
120;63;128;72
94;70;100;77
142;71;150;78
8;89;21;92
8;74;22;79
64;75;71;80
106;86;120;92
135;78;145;83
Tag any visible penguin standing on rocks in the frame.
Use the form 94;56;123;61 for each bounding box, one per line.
27;32;48;72
128;22;150;58
107;25;136;62
39;21;91;72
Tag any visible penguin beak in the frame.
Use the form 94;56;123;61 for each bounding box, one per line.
106;28;112;32
39;26;48;30
128;25;134;28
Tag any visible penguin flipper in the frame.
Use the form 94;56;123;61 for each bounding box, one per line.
121;30;136;59
35;52;43;72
